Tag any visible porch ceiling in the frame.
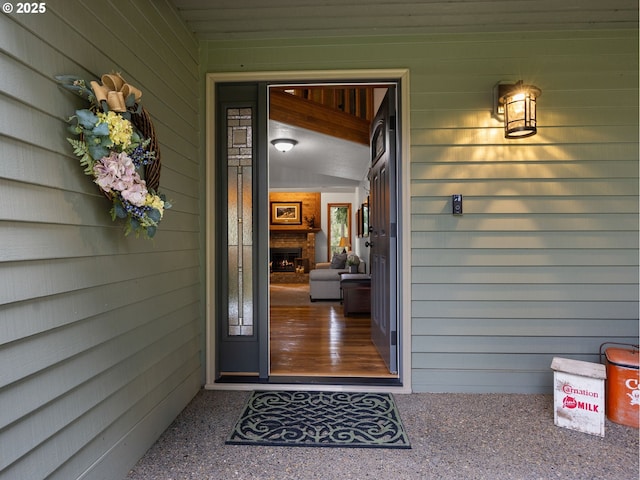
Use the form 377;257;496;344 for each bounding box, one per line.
179;0;636;191
170;0;637;40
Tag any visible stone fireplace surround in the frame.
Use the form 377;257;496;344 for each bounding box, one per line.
268;192;321;283
269;231;317;283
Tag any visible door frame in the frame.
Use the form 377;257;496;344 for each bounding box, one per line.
205;69;412;393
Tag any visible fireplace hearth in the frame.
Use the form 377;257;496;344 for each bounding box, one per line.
270;247;302;272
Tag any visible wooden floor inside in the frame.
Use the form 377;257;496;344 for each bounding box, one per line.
269;283;396;378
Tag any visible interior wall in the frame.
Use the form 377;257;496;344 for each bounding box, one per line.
0;1;201;478
268;192;321;229
202;29;639;393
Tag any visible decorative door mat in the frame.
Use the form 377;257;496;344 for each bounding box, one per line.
226;391;411;449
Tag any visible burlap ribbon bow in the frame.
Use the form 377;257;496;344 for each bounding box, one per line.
91;73;142;112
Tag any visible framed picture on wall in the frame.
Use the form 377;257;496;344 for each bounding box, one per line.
270;202;302;225
361;201;369;237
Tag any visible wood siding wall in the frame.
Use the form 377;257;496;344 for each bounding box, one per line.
0;1;201;478
202;29;639;393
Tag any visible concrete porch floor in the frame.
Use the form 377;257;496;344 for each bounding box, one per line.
125;389;638;480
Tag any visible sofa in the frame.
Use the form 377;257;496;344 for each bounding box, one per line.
309;257;365;301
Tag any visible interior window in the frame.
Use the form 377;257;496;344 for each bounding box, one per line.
327;203;352;259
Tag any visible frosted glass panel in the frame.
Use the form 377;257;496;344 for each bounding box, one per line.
228;167;238;244
242;166;253;244
242;245;253;336
228;246;239;325
227;108;253;336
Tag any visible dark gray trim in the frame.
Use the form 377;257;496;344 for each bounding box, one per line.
256;83;270;379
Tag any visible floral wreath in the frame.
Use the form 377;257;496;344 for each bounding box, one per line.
56;73;171;238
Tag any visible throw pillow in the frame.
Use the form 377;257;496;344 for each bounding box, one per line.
330;252;347;269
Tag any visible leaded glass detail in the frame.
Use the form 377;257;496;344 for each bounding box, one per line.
227;108;253;336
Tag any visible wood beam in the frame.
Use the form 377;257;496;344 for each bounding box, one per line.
269;89;370;145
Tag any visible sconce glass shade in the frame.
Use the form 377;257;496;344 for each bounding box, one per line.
496;81;541;139
271;138;297;152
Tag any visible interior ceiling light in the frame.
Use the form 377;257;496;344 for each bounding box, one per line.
493;80;541;139
271;138;298;152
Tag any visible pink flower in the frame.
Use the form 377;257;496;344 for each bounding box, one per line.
93;151;146;201
121;180;148;206
93;152;122;192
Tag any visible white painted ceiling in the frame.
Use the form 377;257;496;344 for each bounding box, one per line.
268;120;369;192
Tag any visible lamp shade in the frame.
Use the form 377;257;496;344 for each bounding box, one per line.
338;236;350;248
271;138;297;152
498;81;541;138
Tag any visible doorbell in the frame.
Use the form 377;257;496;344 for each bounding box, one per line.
452;194;463;215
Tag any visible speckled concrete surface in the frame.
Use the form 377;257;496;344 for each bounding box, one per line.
125;390;639;480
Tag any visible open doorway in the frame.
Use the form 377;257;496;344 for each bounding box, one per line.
267;84;397;380
205;69;410;391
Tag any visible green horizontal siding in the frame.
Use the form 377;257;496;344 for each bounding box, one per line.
0;1;201;479
202;27;639;394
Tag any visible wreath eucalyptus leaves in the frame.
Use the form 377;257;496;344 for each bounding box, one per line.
56;73;171;238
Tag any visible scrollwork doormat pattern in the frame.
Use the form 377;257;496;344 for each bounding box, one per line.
226;391;410;448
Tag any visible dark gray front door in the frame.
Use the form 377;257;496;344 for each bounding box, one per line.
369;89;398;374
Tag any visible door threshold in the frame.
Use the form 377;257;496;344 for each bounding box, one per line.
214;375;402;387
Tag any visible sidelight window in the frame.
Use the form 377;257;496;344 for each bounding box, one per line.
226;107;254;336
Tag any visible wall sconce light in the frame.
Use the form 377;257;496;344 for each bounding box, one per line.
271;138;298;152
493;80;541;138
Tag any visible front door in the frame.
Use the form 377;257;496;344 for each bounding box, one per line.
210;74;406;385
369;89;398;374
